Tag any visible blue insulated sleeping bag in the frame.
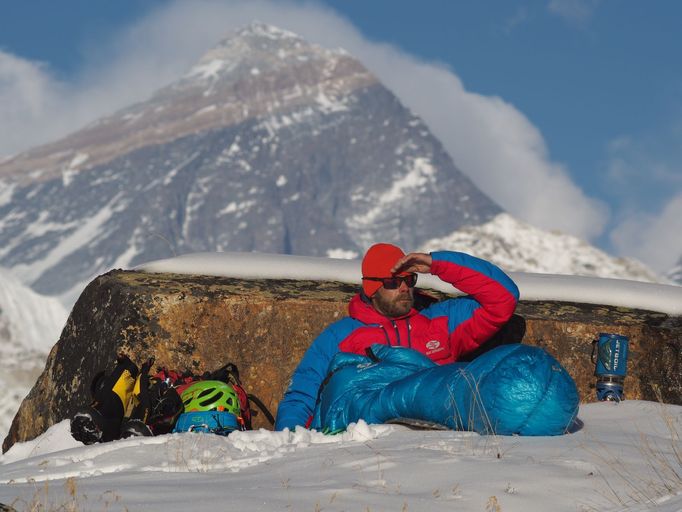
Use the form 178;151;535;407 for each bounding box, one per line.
311;344;579;436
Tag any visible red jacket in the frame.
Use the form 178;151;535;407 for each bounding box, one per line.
340;256;519;363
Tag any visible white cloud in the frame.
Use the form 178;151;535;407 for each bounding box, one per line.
547;0;601;26
605;134;682;199
0;0;608;242
610;193;682;273
0;2;232;159
0;51;62;157
503;6;531;34
605;132;682;273
369;61;608;239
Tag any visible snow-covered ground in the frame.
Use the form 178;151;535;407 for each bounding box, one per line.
1;401;681;511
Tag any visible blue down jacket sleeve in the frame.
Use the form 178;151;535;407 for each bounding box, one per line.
275;318;361;430
310;344;579;436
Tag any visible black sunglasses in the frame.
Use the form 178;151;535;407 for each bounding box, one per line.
363;274;418;289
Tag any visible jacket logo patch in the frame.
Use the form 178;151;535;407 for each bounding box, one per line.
426;340;441;351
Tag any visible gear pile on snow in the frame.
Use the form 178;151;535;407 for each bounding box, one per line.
70;354;274;444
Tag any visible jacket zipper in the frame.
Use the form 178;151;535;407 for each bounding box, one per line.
391;320;402;346
407;317;412;348
379;325;392;346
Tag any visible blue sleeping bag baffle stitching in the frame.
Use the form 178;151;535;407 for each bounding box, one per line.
311;344;579;436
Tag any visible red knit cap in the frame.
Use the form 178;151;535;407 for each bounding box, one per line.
361;243;406;297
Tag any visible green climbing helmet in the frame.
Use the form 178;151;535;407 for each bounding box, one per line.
180;380;240;415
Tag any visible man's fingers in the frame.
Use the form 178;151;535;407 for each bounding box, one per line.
390;256;407;273
392;254;417;272
391;253;430;273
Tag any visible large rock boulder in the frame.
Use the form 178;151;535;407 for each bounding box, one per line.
4;270;681;452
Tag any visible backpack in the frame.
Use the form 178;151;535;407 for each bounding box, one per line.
70;354;274;444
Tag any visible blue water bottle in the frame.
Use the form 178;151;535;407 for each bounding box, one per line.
591;333;629;401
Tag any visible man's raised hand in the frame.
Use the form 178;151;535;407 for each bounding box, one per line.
391;252;433;275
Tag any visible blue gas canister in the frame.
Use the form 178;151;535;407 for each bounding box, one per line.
591;333;629;401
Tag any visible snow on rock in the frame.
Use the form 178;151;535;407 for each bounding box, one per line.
314;89;349;113
137;251;682;315
243;21;300;41
9;193;130;287
68;152;89;169
348;156;438;228
420;213;664;283
185;58;234;81
0;180;15;208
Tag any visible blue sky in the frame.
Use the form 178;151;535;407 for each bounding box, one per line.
1;0;680;273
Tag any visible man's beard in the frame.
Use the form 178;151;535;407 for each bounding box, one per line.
372;291;414;318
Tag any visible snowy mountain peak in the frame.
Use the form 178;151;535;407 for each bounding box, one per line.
1;23;375;188
420;213;665;283
183;22;348;84
236;21;302;41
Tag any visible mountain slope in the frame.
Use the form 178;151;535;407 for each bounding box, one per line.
0;268;67;439
419;214;663;282
0;23;500;300
668;257;682;285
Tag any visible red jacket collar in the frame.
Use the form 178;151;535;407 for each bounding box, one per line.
348;294;418;324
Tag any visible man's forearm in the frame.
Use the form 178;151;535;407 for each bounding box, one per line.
430;251;519;304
